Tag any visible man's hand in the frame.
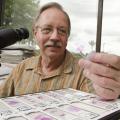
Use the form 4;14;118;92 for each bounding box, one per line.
79;52;120;100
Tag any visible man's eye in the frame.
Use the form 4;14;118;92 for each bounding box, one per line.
58;29;67;35
41;28;52;34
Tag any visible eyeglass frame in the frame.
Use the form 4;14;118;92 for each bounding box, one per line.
36;25;69;37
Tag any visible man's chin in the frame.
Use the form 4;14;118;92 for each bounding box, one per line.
46;48;60;54
45;51;60;58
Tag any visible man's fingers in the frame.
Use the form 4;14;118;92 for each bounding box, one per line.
93;84;118;100
88;52;120;70
83;69;120;91
79;53;120;100
79;59;120;80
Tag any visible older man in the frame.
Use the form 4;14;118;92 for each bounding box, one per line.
0;2;120;100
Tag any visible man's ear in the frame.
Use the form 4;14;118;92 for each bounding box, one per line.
33;28;38;40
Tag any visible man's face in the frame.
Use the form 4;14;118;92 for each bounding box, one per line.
34;8;69;58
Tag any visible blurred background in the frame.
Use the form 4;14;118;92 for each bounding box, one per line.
0;0;120;56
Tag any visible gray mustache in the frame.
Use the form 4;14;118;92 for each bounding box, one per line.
44;41;62;48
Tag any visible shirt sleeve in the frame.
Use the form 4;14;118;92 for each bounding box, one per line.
0;64;19;98
76;70;95;94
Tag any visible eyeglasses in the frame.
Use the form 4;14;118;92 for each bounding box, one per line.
37;26;68;36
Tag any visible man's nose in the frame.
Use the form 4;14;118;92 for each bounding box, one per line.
50;29;60;40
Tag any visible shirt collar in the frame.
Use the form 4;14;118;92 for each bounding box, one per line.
25;55;40;71
25;50;74;75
